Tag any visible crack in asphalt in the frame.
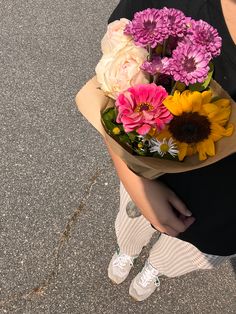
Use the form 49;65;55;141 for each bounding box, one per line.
0;168;104;308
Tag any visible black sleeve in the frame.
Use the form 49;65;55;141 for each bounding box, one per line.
108;0;207;24
108;0;150;23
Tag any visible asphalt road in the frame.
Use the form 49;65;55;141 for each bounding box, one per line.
0;0;235;313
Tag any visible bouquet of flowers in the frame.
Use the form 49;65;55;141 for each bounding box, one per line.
76;8;236;179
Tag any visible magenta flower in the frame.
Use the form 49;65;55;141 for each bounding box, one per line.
115;84;172;135
167;44;211;85
160;7;187;38
141;55;169;76
124;8;167;48
186;19;222;57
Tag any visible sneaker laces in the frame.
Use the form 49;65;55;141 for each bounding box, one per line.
139;264;160;288
113;253;134;270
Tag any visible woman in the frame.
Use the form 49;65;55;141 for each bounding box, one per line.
105;0;236;301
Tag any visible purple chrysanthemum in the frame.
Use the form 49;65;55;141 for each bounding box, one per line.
186;19;222;57
167;44;211;85
160;7;187;38
141;55;169;75
124;8;167;48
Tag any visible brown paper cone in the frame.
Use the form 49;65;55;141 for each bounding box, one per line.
76;76;236;179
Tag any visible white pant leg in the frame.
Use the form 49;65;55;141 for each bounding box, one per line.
115;181;156;257
148;233;229;278
116;181;232;277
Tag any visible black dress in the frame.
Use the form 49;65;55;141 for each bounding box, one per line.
108;0;236;256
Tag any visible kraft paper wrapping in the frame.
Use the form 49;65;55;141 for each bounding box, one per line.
75;76;236;179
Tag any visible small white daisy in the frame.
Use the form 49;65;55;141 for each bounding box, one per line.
149;137;179;157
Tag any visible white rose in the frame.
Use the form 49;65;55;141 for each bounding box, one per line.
101;18;132;54
96;44;149;99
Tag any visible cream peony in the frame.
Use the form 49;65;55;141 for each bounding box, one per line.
96;44;149;99
101;18;132;54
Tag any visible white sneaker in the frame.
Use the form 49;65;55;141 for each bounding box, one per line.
108;249;137;284
129;261;160;301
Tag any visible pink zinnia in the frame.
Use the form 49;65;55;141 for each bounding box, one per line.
115;84;172;135
167;44;211;86
124;8;167;48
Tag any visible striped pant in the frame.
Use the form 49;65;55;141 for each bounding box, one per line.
115;181;231;278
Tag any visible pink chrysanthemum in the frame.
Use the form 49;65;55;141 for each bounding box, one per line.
160;7;187;38
186;19;222;57
115;84;172;135
167;44;211;85
141;55;169;76
124;8;167;48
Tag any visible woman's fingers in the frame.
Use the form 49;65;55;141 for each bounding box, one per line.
179;214;196;228
154;207;187;234
152;223;179;237
169;193;192;217
151;212;196;237
165;204;189;233
162;225;179;237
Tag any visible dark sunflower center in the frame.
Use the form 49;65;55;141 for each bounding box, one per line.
144;20;156;32
183;57;196;72
169;112;211;144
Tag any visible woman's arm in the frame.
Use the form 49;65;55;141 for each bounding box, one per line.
105;138;195;237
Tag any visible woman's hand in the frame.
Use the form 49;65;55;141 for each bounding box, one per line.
140;179;195;237
105;138;195;237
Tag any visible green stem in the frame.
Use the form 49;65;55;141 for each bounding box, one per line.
171;81;178;95
162;39;167;57
153;73;160;85
147;44;152;62
149;75;154;83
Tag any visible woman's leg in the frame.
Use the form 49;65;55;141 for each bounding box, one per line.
129;233;230;301
148;233;228;277
115;181;156;257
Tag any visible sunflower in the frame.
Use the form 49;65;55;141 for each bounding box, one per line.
156;89;234;161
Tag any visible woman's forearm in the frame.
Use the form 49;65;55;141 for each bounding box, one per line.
104;138;165;227
104;138;193;236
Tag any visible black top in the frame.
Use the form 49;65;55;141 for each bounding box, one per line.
109;0;236;255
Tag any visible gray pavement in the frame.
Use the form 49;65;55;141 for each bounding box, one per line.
0;0;235;313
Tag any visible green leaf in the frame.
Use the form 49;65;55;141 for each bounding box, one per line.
176;82;186;92
210;96;221;103
102;107;120;132
102;108;116;122
189;62;214;92
119;134;130;143
127;132;137;141
104;121;117;132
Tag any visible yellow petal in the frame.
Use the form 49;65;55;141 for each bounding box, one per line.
211;122;234;141
196;138;215;161
202;90;213;104
213;98;230;109
163;96;183;116
210;123;224;141
148;127;157;137
156;128;171;141
196;143;207;160
189;91;203;113
178;142;188;161
205;138;215;156
223;123;234;136
187;144;197;157
202;103;219;118
212;108;231;126
180;91;193;112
